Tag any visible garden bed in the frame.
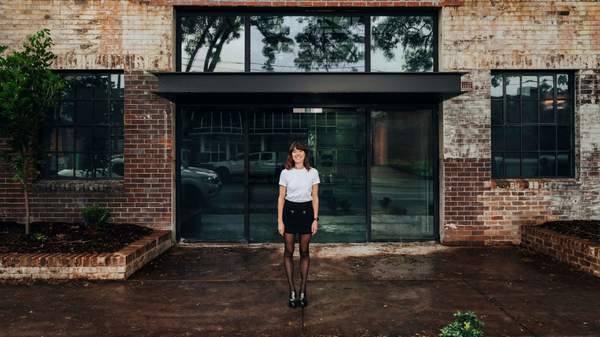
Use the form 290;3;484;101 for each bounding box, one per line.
521;220;600;279
0;222;172;280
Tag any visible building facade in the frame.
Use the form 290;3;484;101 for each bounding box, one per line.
0;0;599;245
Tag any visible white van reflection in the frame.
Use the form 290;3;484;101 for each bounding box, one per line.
57;155;223;206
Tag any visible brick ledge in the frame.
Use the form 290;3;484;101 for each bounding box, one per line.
0;230;172;280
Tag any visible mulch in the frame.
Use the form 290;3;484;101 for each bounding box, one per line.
0;222;153;254
540;220;600;244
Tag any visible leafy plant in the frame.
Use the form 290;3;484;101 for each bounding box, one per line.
81;204;111;230
32;232;48;242
439;311;484;337
0;29;66;235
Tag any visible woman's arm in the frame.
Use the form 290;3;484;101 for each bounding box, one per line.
277;185;286;235
311;184;319;235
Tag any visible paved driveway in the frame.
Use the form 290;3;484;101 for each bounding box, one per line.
1;242;600;336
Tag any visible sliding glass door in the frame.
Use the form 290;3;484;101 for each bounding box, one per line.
177;105;435;242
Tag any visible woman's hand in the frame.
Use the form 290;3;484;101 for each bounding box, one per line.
278;221;285;237
311;220;318;235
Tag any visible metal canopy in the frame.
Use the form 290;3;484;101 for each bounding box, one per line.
153;72;466;104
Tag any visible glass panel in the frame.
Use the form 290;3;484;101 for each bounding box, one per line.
75;75;94;99
249;108;366;242
491;74;503;98
180;16;245;72
556;100;571;124
371;108;434;240
522;126;538;151
522;100;538;123
251;16;365;72
93;127;110;152
41;153;57;177
74;153;94;178
75;127;93;152
94;101;109;124
491;100;503;125
110;101;124;125
94;74;110;99
93;153;111;178
180;108;242;241
539;152;556;176
556;73;569;99
505;76;520;100
59;101;75;123
505;126;520;151
540;126;556;151
492;152;503;177
557;152;570;177
57;153;74;178
371;15;434;72
522;152;538;178
540;100;554;123
111;127;124;154
505;152;520;178
539;75;554;100
77;101;94;124
56;128;74;152
557;126;571;150
491;126;504;152
110;74;125;99
521;76;538;99
506;99;520;124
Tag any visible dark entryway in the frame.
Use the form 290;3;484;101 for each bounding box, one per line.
175;104;438;243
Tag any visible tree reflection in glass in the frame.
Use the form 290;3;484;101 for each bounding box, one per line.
371;16;434;72
251;16;365;72
180;16;245;72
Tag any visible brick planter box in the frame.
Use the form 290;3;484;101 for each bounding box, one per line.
521;225;600;278
0;230;173;280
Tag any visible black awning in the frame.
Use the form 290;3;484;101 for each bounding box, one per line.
153;72;466;104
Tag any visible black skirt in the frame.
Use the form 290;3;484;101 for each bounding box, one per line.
283;199;314;234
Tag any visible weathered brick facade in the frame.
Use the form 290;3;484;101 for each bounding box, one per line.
1;0;599;244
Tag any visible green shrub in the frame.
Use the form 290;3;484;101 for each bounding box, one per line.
32;232;48;242
81;204;111;229
439;311;484;337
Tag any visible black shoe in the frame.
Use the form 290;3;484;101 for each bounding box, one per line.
288;291;298;308
298;292;308;307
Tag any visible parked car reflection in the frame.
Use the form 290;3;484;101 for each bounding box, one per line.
57;155;223;208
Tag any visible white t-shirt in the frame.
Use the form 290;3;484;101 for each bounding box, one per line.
279;167;320;202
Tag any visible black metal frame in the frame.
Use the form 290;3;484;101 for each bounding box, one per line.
43;70;125;180
175;7;439;73
175;103;440;243
491;70;576;179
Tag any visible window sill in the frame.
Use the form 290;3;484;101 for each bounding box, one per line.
34;179;124;193
489;178;580;190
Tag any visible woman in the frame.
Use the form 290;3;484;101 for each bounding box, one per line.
277;141;320;308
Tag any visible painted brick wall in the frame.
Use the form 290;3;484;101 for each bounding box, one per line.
439;1;600;245
1;0;599;244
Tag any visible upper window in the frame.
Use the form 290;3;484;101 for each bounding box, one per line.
177;11;436;73
491;72;574;178
42;72;125;179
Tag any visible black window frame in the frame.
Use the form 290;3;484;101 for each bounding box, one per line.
42;70;125;180
491;70;575;179
175;7;439;73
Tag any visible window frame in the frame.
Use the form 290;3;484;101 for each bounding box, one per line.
490;70;575;179
42;70;125;180
175;7;439;73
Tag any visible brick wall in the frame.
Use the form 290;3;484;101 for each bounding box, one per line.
440;2;600;245
1;0;599;243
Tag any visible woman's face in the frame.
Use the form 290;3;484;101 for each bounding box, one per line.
292;147;305;165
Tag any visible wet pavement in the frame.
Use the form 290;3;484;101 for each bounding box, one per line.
1;242;600;337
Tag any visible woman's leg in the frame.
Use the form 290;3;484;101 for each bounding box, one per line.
299;233;312;294
283;233;296;293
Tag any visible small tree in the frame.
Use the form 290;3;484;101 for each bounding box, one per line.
0;29;66;235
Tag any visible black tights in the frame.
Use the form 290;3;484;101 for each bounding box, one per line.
283;233;312;295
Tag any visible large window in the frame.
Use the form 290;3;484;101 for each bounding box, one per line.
177;10;436;73
491;72;574;178
42;72;125;179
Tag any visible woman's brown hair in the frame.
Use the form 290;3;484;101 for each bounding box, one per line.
284;141;312;170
